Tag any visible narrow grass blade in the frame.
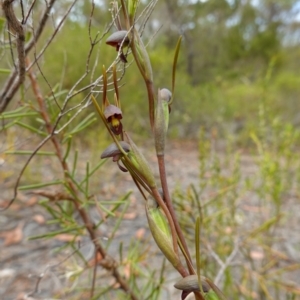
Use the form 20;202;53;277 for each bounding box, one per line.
18;180;63;190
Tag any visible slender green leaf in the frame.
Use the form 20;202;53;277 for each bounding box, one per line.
79;159;107;187
0;17;6;32
19;180;63;190
105;199;130;250
85;161;90;196
195;216;203;294
170;35;182;104
28;227;83;240
16;121;47;136
65;170;86;196
63;135;72;160
5;150;56;156
0;68;11;74
0;112;38;119
72;149;78;177
67;113;96;135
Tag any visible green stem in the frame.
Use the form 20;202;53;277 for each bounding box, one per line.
151;188;179;258
157;154;195;275
129;29;155;130
151;187;188;277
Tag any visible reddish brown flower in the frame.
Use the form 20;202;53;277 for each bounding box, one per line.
106;31;130;63
104;104;123;135
101;141;131;172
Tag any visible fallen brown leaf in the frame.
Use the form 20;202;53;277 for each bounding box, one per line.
115;211;137;219
0;222;24;246
88;252;103;267
54;234;81;242
129;195;137;205
123;262;131;279
32;214;46;224
135;228;146;240
250;250;264;260
0;199;21;211
26;196;38;206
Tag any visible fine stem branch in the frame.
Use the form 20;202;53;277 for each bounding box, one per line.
157;154;195;274
26;59;138;300
0;0;57;113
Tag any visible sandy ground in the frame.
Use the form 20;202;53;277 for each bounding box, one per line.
1;139;300;299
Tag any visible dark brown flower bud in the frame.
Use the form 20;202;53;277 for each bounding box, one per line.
160;88;172;113
101;141;131;172
174;275;210;293
106;31;130;63
106;31;129;50
160;88;172;102
100;141;130;159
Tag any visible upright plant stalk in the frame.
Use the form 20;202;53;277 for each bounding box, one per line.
101;2;226;299
130;28;156;130
153;37;194;274
127;0;138;26
120;0;129;29
120;0;155;130
157;156;194;273
93;92;181;265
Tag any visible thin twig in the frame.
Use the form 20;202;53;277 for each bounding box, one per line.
91;248;98;298
25;58;138;300
157;155;194;275
0;0;57;113
139;0;159;37
20;0;25;22
207;238;240;286
26;0;78;73
26;243;84;297
1;0;25;103
23;0;37;25
33;52;61;110
0;134;53;211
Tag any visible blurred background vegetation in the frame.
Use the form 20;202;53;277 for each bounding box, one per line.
1;1;300;299
2;0;300;142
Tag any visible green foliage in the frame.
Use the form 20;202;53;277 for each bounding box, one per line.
1;0;300;299
41;22;112;90
170;60;300;296
173;125;300;298
32;29;300;142
4;0;296;140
